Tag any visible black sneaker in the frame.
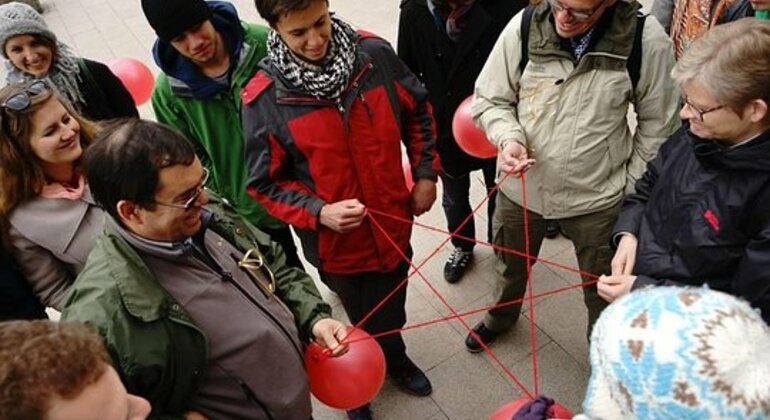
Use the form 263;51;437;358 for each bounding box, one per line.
544;220;560;239
346;404;373;420
465;322;500;353
388;357;432;396
444;248;473;284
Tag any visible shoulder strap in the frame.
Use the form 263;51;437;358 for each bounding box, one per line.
519;5;536;74
627;14;646;92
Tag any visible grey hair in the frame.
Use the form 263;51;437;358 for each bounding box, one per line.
672;19;770;118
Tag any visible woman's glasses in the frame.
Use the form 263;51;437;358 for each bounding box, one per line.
1;81;49;112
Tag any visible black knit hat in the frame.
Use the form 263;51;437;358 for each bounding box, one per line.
141;0;213;43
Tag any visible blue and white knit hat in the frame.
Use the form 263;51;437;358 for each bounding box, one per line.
584;287;770;420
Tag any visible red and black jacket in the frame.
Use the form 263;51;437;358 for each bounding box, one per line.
241;31;440;274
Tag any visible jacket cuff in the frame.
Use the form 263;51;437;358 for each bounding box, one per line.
631;275;659;291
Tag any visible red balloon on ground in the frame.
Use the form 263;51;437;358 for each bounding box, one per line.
490;397;573;420
452;95;497;159
108;58;155;106
305;327;386;410
403;160;415;191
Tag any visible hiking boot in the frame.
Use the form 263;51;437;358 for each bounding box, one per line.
346;404;373;420
465;322;501;353
544;220;560;239
444;248;473;284
388;357;432;396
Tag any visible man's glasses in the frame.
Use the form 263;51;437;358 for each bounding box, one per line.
547;0;608;21
682;96;725;122
1;81;49;112
154;168;210;211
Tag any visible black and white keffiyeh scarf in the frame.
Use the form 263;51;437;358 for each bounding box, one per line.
267;16;358;100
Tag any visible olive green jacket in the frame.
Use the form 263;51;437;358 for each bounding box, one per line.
62;194;330;419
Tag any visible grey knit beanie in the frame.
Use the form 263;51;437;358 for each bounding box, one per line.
0;2;56;54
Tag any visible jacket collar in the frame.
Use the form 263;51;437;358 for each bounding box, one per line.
688;124;770;171
152;1;245;99
529;0;641;61
10;186;98;255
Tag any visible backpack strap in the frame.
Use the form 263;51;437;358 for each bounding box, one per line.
628;14;646;92
519;5;536;74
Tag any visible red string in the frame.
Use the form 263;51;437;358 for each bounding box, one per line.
351;169;516;330
364;208;600;281
338;167;602;403
341;278;598;345
366;211;534;399
520;173;539;396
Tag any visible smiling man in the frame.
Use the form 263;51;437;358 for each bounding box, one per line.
62;120;347;419
243;1;441;418
140;0;305;271
467;0;681;350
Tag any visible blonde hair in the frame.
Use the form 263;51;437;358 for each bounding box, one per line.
672;19;770;119
0;82;98;249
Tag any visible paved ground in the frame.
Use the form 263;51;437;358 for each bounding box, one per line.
38;0;649;418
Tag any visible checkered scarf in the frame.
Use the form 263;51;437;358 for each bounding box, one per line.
267;16;357;100
427;0;477;42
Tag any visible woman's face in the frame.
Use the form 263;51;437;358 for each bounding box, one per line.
4;34;53;77
680;80;760;144
28;98;82;177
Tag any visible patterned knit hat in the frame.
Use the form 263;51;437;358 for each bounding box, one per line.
0;2;57;54
584;287;770;420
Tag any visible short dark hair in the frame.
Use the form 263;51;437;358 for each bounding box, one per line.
254;0;328;26
82;119;196;222
0;321;110;419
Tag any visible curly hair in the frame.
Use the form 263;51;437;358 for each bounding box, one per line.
0;320;109;420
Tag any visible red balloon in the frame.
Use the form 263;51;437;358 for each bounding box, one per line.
108;58;155;106
452;95;498;159
305;327;386;409
403;160;415;191
490;397;573;420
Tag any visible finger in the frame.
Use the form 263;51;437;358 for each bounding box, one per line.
622;257;635;275
610;258;623;276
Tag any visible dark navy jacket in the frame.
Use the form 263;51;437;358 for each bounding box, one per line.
615;124;770;324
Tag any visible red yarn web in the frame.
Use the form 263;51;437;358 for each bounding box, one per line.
338;170;600;403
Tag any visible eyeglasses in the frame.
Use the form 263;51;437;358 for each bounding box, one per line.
154;168;210;211
547;0;608;21
1;81;49;111
682;96;725;122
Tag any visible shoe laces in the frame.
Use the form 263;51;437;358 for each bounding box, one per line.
448;248;471;267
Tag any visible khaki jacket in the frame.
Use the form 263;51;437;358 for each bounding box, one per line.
473;0;680;218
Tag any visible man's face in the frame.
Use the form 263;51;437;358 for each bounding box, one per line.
273;0;332;64
46;365;151;420
169;20;224;67
548;0;614;38
130;159;209;243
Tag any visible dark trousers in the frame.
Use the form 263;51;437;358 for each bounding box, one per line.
261;225;305;270
322;259;410;370
442;161;498;252
484;194;619;338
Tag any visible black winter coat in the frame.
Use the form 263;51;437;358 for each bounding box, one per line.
397;0;526;176
77;58;139;121
615;124;770;324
